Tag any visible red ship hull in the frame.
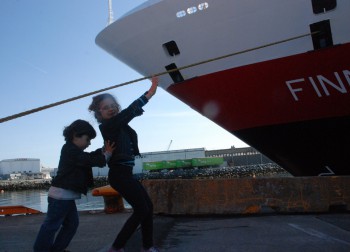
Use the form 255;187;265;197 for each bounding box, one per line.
168;43;350;176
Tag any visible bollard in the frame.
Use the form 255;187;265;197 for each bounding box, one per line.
91;185;124;213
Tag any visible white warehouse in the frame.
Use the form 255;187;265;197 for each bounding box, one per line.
0;158;41;175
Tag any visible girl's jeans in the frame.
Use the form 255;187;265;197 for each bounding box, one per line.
33;197;79;252
109;167;154;249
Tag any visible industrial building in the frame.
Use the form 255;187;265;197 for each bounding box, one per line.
205;146;273;167
0;158;51;180
93;148;206;176
0;158;41;174
0;147;275;179
92;146;274;176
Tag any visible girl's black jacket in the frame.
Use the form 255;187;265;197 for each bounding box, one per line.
99;95;148;168
51;141;106;195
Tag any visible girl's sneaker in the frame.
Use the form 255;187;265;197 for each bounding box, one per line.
141;247;160;252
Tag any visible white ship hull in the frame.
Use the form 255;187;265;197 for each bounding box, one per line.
96;0;350;176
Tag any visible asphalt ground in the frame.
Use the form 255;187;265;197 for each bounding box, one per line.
1;211;350;252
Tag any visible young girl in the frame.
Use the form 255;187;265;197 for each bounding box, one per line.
88;77;159;252
33;119;115;252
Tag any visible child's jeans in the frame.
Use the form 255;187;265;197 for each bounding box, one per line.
33;197;79;252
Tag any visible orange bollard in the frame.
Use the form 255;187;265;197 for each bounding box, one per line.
92;185;124;213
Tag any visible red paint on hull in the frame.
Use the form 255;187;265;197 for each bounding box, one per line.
168;43;350;132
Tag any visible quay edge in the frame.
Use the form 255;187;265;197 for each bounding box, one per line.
141;176;350;215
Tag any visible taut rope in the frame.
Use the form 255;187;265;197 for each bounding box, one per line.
0;32;316;123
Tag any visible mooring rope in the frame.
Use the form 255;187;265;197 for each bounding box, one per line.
0;32;316;123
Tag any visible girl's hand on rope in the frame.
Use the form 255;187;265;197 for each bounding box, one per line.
146;76;158;100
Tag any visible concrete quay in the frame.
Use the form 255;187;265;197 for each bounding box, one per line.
1;211;350;252
142;176;350;214
1;176;350;251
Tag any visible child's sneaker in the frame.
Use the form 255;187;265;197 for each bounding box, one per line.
141;247;160;252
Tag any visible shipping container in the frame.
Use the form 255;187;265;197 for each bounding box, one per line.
162;160;177;169
143;157;224;172
191;157;224;167
175;159;192;169
143;161;164;171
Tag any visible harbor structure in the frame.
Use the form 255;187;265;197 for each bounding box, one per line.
0;158;50;180
92;146;275;176
0;147;277;179
0;158;40;174
206;146;274;167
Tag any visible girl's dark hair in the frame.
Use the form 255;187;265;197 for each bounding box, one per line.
63;119;96;142
88;93;121;123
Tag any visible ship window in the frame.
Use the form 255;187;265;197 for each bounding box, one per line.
163;41;180;56
310;20;333;49
198;3;209;10
176;10;186;18
165;63;184;83
312;0;337;14
177;3;209;18
187;7;197;15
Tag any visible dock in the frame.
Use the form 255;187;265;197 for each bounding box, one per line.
1;176;350;251
142;176;350;215
0;211;349;251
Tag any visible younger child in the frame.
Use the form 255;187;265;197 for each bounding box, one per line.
88;77;159;252
33;119;115;252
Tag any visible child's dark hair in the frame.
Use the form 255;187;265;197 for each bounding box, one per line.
63;119;96;142
88;93;121;123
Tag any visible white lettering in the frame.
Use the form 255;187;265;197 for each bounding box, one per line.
317;74;347;96
308;77;322;97
285;79;304;101
286;70;350;101
344;70;350;86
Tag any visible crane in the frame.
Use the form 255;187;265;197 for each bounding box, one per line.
167;140;173;151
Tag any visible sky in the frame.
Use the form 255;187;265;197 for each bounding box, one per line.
0;0;248;168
